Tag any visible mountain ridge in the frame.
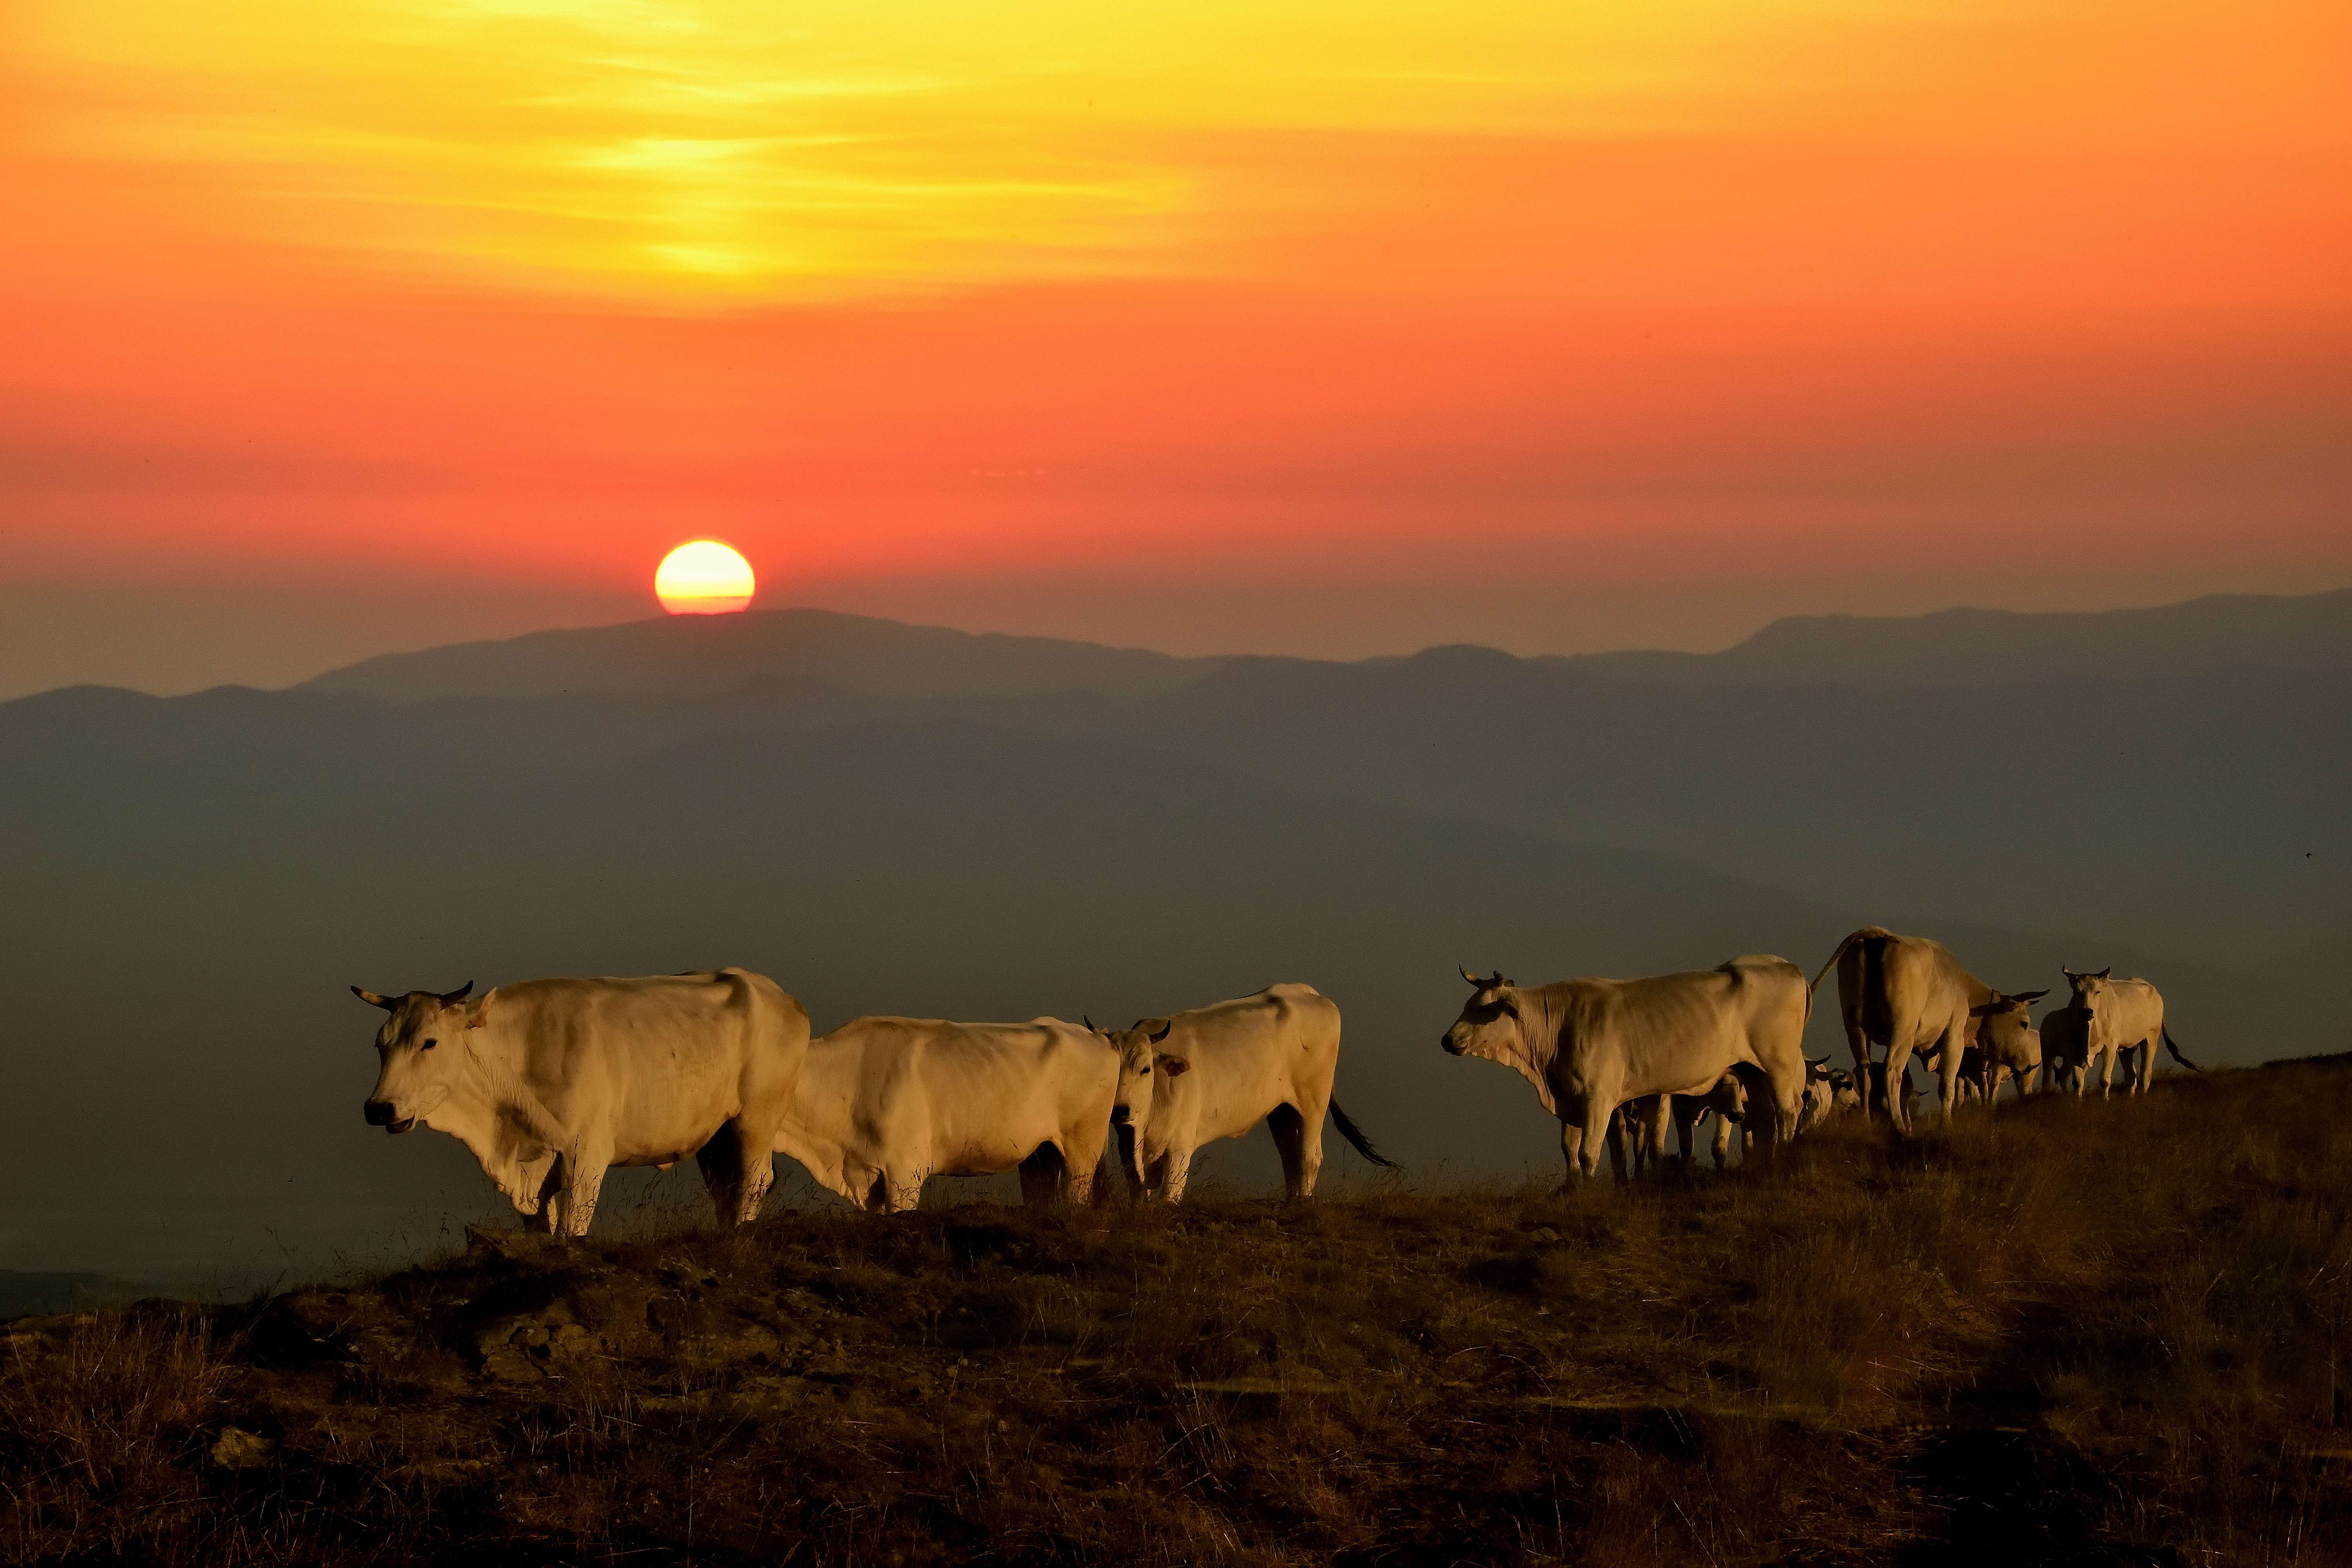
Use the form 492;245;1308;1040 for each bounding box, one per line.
282;586;2352;707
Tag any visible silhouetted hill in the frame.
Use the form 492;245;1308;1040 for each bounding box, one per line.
299;607;1225;703
1553;588;2352;688
0;682;2270;1281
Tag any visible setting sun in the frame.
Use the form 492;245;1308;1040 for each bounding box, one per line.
654;540;756;615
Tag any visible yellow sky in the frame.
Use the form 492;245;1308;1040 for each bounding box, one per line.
17;0;2339;301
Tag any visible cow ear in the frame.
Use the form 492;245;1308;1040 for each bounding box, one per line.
352;986;396;1010
465;989;496;1030
1138;1018;1173;1044
1156;1053;1191;1078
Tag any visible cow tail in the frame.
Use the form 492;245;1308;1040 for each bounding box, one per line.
2162;1027;2203;1071
1807;929;1867;1004
1327;1100;1401;1169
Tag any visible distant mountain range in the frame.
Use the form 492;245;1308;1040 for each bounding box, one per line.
288;586;2352;966
300;587;2352;704
1552;588;2352;689
4;585;2345;1278
301;606;1224;703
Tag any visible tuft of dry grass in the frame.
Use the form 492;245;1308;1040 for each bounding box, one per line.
1;1063;2347;1565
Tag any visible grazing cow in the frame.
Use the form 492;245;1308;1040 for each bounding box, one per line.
1797;1056;1847;1131
773;1016;1117;1213
2039;1002;2091;1094
1101;984;1396;1202
353;969;809;1237
1439;955;1809;1184
1829;1069;1864;1117
1679;1073;1751;1169
1967;991;2046;1104
2059;968;2202;1096
1809;927;2038;1132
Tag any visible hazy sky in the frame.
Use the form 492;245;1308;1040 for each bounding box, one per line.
4;0;2348;696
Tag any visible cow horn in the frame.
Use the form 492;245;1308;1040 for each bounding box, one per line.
1459;965;1484;986
2016;989;2049;1004
1084;1014;1098;1033
351;986;396;1010
2094;967;2110;980
438;981;474;1005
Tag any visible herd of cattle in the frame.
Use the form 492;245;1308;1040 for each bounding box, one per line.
352;925;2198;1236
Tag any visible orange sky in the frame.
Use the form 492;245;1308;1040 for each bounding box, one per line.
3;0;2348;693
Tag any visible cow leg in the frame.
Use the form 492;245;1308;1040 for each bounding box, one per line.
1018;1143;1066;1207
879;1166;926;1213
1882;1040;1920;1135
1583;1099;1617;1183
1267;1103;1322;1200
1559;1117;1585;1189
559;1140;612;1238
695;1121;774;1228
1063;1122;1109;1207
1710;1113;1734;1170
1840;1003;1874;1122
1159;1147;1198;1203
1931;1032;1964;1127
1602;1106;1630;1186
528;1159;564;1235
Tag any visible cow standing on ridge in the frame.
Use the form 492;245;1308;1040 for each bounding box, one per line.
1440;956;1809;1185
352;969;809;1237
1809;927;2038;1133
1100;984;1395;1202
2058;968;2200;1095
772;1016;1117;1212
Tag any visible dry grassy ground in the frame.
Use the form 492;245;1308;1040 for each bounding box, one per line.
4;1062;2348;1566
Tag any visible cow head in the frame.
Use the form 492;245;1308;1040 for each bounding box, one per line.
353;981;489;1133
1970;989;2048;1062
1441;967;1520;1060
1098;1016;1188;1174
2062;967;2113;1013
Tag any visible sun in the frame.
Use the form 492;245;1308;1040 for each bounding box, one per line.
655;540;756;615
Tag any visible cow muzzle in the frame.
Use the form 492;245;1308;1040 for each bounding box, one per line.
1440;1034;1465;1056
363;1100;417;1134
1109;1105;1132;1126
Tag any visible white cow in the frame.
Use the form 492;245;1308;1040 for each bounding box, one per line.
1810;927;2040;1132
1965;993;2046;1104
1101;984;1396;1202
1440;956;1810;1184
2059;968;2201;1096
354;969;809;1236
773;1016;1117;1213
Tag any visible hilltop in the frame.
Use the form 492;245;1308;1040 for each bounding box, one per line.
4;1063;2343;1566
